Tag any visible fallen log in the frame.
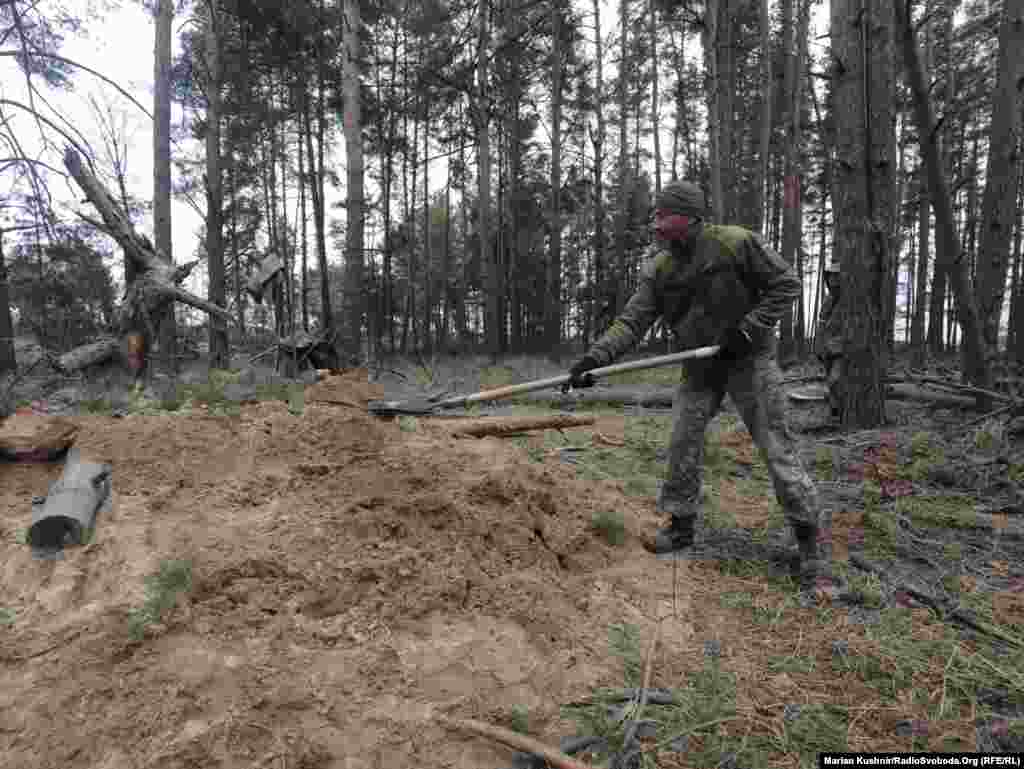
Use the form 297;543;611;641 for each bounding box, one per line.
436;715;598;769
54;337;121;374
447;414;596;438
28;447;112;558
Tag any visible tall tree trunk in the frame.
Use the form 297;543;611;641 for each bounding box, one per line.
911;170;930;363
830;0;894;428
779;0;806;361
975;0;1024;361
590;0;607;340
546;0;564;351
298;109;309;332
887;112;906;354
703;0;723;220
716;0;736;222
456;123;469;349
422;100;432;354
440;158;451;353
757;0;771;234
614;0;631;313
205;0;228;369
476;0;499;357
649;0;661;197
313;0;333;336
230;157;243;337
153;0;175;372
341;0;365;362
895;0;990;391
1008;164;1023;360
278;80;292;337
0;233;13;373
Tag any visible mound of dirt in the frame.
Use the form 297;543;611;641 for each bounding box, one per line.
0;373;681;769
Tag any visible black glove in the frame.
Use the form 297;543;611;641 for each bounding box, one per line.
717;326;753;360
563;355;600;393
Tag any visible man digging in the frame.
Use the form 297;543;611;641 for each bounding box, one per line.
566;180;829;593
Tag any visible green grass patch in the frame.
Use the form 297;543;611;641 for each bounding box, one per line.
846;572;885;609
608;622;643;687
127;559;193;641
573;416;670;497
768;654;816;675
752;599;791;628
900;432;946;482
509;704;530;734
0;607;15;626
720;591;755;610
895;495;978;529
839;609;1024;715
79;398;114;415
478;365;519;390
862;507;898;559
779;705;849;767
398;416;419;432
591;510;627;546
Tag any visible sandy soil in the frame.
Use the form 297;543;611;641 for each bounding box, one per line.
0;370;702;769
2;367;1022;768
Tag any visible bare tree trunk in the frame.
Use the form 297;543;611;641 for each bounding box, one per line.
649;0;661;197
614;0;631;313
830;0;894;428
476;0;499;357
312;0;333;336
778;0;800;361
590;0;607;341
716;0;736;222
975;0;1024;361
703;0;723;221
546;0;564;351
230;157;243;337
757;0;771;234
0;233;14;373
298;108;309;332
341;0;365;362
205;0;228;369
1009;164;1024;360
422;99;432;354
895;0;990;391
440;158;451;353
153;0;175;372
456;122;469;349
278;79;292;337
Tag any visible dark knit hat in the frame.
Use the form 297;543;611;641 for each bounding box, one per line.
654;180;708;219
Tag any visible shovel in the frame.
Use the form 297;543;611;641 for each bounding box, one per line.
367;344;721;417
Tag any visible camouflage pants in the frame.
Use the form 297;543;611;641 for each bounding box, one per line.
822;353;844;418
657;350;821;529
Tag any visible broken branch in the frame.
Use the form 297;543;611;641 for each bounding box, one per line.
436;715;599;769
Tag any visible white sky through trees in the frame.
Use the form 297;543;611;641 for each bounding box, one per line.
1;1;881;335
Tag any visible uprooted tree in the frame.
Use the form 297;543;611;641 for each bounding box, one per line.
55;147;235;377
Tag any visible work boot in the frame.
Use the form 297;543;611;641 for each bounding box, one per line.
643;515;696;555
792;522;822;591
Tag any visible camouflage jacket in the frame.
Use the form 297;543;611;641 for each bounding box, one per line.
587;224;800;366
814;285;843;358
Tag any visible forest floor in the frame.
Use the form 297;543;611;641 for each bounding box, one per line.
2;342;1024;769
